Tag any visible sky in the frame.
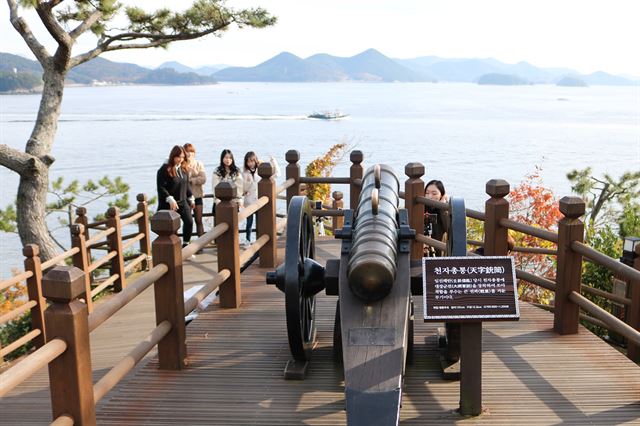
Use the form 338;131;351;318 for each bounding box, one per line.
1;0;640;76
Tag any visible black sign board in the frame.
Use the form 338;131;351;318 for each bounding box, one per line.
423;256;519;321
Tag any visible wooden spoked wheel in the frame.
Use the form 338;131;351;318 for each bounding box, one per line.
285;196;317;361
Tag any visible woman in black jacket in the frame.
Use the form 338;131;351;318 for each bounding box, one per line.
424;179;450;257
157;145;195;247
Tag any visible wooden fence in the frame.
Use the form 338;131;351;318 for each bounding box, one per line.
0;194;152;362
1;151;639;425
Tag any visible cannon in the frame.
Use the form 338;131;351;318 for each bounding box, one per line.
266;164;467;425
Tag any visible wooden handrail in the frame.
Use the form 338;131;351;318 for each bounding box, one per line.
529;303;610;330
238;196;269;221
512;246;557;255
86;218;109;228
499;217;559;243
85;227;116;247
0;338;67;397
121;233;145;251
50;415;74;426
581;283;631;306
299;176;351;184
90;274;120;298
0;329;42;358
181;222;230;261
93;320;172;403
119;211;143;226
569;291;640;346
88;264;169;332
276;178;295;194
415;234;447;251
123;254;147;275
184;269;231;313
515;269;557;292
468;239;483;246
0;270;33;292
239;234;270;265
415;195;450;211
40;247;80;270
87;250;117;273
571;241;640;283
312;209;344;217
0;300;37;326
466;208;486;221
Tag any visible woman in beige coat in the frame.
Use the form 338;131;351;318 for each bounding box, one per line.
184;143;206;237
211;149;244;217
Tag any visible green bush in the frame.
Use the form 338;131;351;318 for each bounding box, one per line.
0;313;33;361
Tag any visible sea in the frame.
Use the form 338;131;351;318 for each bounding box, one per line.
1;82;639;277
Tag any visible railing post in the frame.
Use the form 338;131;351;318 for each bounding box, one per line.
106;207;126;291
257;162;277;268
554;196;585;335
150;210;187;369
215;182;242;308
285;150;300;208
625;245;640;361
349;150;364;210
332;191;344;231
75;207;92;270
484;180;511;256
71;224;93;313
23;244;46;348
404;162;425;261
43;266;96;425
136;193;152;270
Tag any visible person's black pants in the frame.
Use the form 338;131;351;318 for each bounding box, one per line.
177;201;193;244
245;213;255;242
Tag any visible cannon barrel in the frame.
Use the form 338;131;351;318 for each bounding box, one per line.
347;164;401;301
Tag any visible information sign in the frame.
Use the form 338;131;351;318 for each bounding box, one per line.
423;256;519;321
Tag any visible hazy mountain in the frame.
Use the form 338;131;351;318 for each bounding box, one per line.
582;71;634;86
157;61;195;74
477;73;529;85
214;49;427;82
136;68;216;85
196;65;228;76
396;55;637;85
556;76;588;87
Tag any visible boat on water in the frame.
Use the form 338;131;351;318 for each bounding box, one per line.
307;110;349;120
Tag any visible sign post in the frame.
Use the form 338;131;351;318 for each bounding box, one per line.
423;256;519;416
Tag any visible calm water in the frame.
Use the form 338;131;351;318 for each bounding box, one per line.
1;82;639;276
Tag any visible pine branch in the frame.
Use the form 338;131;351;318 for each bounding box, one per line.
6;0;51;64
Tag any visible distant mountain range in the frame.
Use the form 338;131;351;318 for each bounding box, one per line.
0;52;216;92
208;49;637;85
2;49;637;92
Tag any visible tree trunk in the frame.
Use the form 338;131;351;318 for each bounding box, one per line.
16;68;66;262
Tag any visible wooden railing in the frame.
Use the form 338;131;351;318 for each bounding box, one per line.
0;195;152;364
2;150;639;425
408;175;640;363
0;162;286;425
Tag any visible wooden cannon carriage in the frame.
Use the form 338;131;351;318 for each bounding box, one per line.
267;164;470;425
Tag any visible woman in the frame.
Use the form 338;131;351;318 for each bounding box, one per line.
183;143;206;238
242;151;259;243
157;145;195;247
211;149;244;214
424;179;450;257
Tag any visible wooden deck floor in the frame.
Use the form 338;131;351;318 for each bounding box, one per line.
95;240;640;425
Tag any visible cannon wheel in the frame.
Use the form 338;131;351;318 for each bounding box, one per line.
285;196;317;361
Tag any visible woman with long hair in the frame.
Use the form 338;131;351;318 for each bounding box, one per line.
183;143;206;238
211;149;244;214
242;151;259;243
157;145;195;247
423;179;450;257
